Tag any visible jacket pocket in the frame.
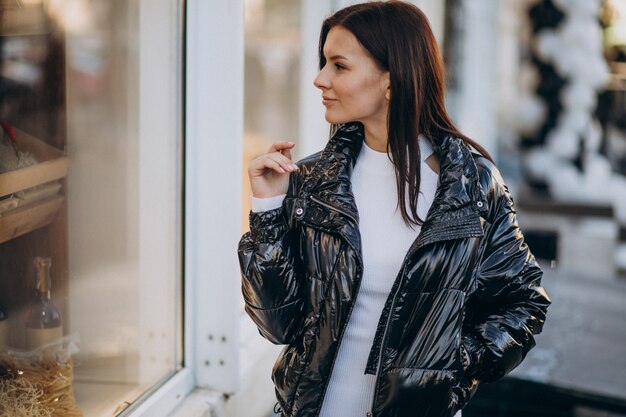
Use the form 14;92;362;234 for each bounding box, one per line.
383;367;459;417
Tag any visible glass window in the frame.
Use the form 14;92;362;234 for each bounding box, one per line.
0;1;183;415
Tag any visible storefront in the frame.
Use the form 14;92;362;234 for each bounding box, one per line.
0;0;242;415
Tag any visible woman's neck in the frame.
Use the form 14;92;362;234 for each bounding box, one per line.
362;122;388;152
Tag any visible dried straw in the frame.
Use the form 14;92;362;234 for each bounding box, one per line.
0;349;82;417
0;378;52;417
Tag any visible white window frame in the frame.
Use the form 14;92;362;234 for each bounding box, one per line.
125;0;244;416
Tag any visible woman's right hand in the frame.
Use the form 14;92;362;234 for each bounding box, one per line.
248;141;299;198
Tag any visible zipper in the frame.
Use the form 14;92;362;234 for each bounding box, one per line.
308;195;364;417
306;191;418;417
370;268;405;415
370;235;429;415
368;216;477;414
308;195;465;415
310;195;358;226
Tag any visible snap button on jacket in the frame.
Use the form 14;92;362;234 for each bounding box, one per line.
238;122;551;417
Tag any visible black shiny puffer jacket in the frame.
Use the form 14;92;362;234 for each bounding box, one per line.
238;123;551;417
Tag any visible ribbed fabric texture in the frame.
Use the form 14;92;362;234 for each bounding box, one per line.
319;136;451;417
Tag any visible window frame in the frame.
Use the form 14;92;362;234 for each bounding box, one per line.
125;0;244;415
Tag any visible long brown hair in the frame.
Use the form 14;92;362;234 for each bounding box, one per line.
319;1;493;227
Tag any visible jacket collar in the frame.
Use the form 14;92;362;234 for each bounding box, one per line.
295;122;487;252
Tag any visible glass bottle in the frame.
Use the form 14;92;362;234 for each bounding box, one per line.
25;257;63;349
0;301;7;348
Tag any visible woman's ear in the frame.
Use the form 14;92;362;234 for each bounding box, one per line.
382;71;390;101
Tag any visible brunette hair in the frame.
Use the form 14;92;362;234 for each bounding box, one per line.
319;1;493;227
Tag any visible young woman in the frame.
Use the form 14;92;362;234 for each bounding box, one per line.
238;2;551;417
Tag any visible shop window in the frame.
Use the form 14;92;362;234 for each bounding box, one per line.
0;0;184;415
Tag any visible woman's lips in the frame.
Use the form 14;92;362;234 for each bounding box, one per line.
322;97;336;105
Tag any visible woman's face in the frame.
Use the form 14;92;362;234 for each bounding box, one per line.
314;26;390;127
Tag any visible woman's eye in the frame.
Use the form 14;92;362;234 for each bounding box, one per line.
334;63;345;70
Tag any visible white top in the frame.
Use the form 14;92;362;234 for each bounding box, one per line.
252;137;460;417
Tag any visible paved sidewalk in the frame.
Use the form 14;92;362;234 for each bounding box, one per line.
511;264;626;401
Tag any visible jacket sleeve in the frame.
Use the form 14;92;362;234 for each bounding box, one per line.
237;177;305;345
461;159;551;383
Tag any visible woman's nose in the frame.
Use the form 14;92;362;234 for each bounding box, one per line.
313;68;329;90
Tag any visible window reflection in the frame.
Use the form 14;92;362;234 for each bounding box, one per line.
0;1;182;415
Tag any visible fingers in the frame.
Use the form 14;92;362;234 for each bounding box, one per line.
267;141;295;153
268;141;295;160
250;151;299;175
266;152;299;174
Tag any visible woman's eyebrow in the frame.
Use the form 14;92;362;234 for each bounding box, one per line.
325;54;348;61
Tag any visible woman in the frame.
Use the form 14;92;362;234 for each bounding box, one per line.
238;2;551;417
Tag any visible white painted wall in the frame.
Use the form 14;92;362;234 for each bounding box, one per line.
454;0;500;156
297;0;333;159
411;0;445;45
185;0;244;394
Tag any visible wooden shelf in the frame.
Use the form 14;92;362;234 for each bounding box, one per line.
0;129;69;244
0;194;64;244
0;129;70;199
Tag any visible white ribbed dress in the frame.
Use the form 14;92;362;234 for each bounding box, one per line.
252;136;461;417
